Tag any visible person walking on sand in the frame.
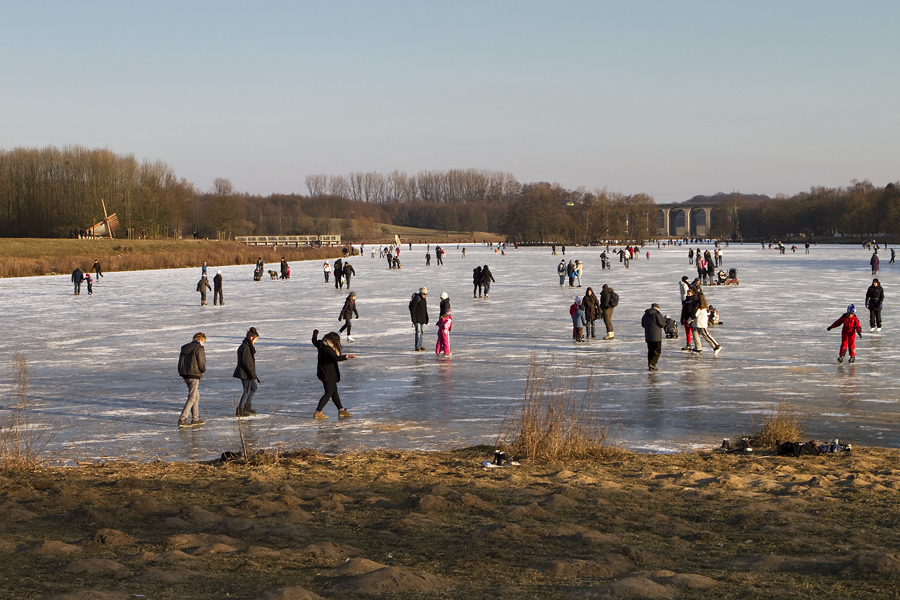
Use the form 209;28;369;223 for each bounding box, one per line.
323;261;332;283
233;327;260;417
177;332;207;428
436;309;452;356
197;275;211;306
213;270;224;305
409;286;429;351
871;252;880;276
339;291;359;342
557;260;567;286
71;267;84;295
865;278;884;332
481;264;495;298
311;329;356;419
91;259;103;280
828;304;862;363
641;303;666;371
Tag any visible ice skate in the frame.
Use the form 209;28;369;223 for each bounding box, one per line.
347;336;355;342
849;356;855;363
871;327;876;332
714;345;723;356
877;327;882;332
837;355;843;363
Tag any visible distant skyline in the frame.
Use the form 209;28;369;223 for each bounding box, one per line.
2;1;898;203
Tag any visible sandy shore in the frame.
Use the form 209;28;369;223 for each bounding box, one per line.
1;447;899;599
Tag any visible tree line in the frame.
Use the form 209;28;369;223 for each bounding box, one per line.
0;145;895;243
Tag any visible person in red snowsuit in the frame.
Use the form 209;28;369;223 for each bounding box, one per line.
827;304;862;363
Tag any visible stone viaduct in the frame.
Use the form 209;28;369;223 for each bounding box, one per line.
654;204;714;237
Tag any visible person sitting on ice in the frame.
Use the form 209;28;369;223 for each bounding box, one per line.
664;314;679;339
827;304;862;364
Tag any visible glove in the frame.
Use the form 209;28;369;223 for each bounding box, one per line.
256;378;262;384
826;327;832;331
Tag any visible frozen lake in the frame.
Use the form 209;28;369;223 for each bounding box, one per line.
1;242;898;464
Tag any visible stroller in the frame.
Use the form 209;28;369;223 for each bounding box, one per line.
664;315;679;339
253;266;263;281
725;267;739;285
716;270;727;285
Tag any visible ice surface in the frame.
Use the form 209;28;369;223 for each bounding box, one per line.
1;242;898;463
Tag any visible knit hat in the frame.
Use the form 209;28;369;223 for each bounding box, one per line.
847;304;855;313
440;292;449;299
575;296;581;303
349;291;357;298
420;287;427;294
217;270;222;274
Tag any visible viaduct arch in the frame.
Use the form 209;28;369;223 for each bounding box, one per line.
654;204;714;237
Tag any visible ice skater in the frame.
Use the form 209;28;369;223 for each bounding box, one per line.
338;291;358;342
871;251;880;276
71;267;84;295
213;270;224;305
865;279;883;332
311;329;356;419
436;309;452;356
177;332;207;428
323;261;331;283
197;275;211;306
481;264;495;298
84;273;93;295
557;260;567;285
409;286;429;351
641;303;666;371
439;291;451;317
280;257;290;279
572;297;587;342
690;293;723;356
827;304;862;363
233;327;260;417
91;259;103;280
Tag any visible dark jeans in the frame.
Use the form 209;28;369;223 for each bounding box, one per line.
647;341;662;369
316;380;343;412
339;319;352;336
586;320;595;338
214;288;224;305
238;379;257;410
869;308;882;328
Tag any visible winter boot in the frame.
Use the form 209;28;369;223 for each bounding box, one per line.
338;409;353;419
313;411;329;419
244;402;257;415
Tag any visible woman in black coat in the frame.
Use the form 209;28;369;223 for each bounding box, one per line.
312;329;356;419
233;327;260;417
581;287;601;339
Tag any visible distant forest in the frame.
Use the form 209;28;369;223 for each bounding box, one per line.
0;145;896;242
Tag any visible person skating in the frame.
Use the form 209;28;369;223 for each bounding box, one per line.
691;293;723;356
342;262;355;288
409;287;429;350
439;292;451;317
569;295;580;340
177;332;207;427
435;309;452;356
600;284;617;339
197;275;211;306
339;291;359;342
582;287;601;339
213;270;224;305
473;266;483;297
557;260;567;285
871;252;880;276
641;303;666;371
323;261;331;283
680;288;696;352
280;257;290;279
91;259;103;281
71;267;84;295
202;262;208;277
436;246;444;265
84;273;93;295
311;329;356;419
233;327;260;417
865;278;884;332
827;304;862;363
891;249;896;264
679;275;690;302
481;264;495;298
574;260;583;287
426;252;431;266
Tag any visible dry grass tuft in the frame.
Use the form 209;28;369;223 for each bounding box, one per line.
748;401;803;448
1;354;53;471
497;352;624;462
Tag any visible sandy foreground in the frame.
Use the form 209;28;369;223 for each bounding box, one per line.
1;447;899;600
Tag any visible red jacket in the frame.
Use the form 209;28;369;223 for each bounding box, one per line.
830;313;861;336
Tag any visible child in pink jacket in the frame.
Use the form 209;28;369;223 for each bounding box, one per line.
436;311;452;356
827;304;862;363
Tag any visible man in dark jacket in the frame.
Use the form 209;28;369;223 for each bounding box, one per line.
333;258;344;288
178;333;207;427
641;303;667;371
342;262;355;288
481;265;495;298
197;276;211;306
409;287;429;351
213;270;224;305
234;327;260;417
865;278;884;332
71;268;84;295
91;259;103;280
600;284;616;339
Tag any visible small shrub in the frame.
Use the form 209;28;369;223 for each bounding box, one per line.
496;352;623;462
748;401;803;449
1;353;53;471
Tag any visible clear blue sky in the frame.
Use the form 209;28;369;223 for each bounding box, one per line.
2;1;897;202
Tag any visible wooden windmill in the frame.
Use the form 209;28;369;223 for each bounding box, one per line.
86;199;120;239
